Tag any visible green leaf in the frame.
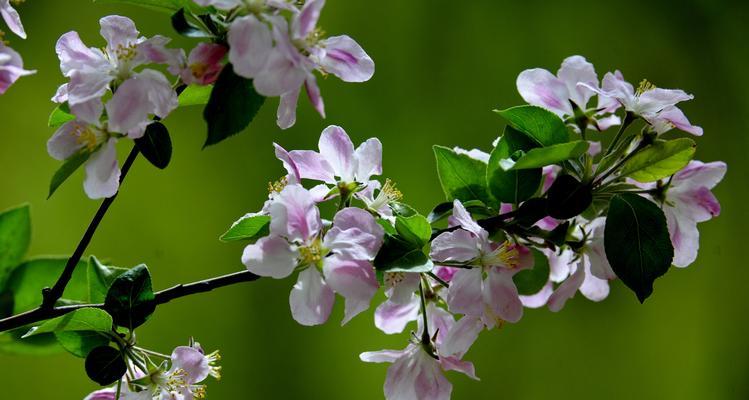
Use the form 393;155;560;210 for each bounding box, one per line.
220;215;270;242
427;200;491;224
0;329;61;355
0;204;31;287
395;215;431;248
203;64;265;147
23;308;112;338
594;135;636;177
48;103;75;128
513;249;550;295
48;151;91;199
545;175;593;220
487;127;542;203
494;105;569;146
93;0;209;14
85;345;127;386
171;8;211;37
135;122;172;170
374;235;434;273
507;141;589;170
604;193;674;302
104;265;156;330
56;331;111;358
390;202;418;218
87;256;129;304
512;198;549;228
619;138;696;182
178;84;213;107
4;257;90;315
433;145;493;206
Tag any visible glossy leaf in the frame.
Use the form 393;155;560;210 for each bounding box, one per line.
56;331;110;358
23;308;112;338
85;346;126;386
4;257;89;315
619;138;696;182
87;256;129;304
513;249;550;295
220;215;270;242
135;122;172;169
433;145;493;206
48;151;91;199
104;265;156;330
507;141;589;170
374;235;434;273
395;215;431;248
203;64;265;147
604;193;674;302
545;175;592;220
494;105;569;146
487;127;542;204
0;204;31;287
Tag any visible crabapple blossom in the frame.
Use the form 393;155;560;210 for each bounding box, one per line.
0;0;25;38
169;42;227;86
241;184;384;325
0;42;34;94
517;55;620;130
580;70;703;135
638;160;726;267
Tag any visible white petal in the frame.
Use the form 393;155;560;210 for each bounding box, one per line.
289;267;334;326
83;138;120;199
242;235;298;279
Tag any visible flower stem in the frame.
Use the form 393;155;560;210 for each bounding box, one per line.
418;278;430;344
603;111;635;157
41;145;140;309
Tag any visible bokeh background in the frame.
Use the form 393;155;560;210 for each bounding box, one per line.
1;0;747;398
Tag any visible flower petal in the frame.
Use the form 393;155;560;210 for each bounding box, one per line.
354;138;382;182
242;235;298;279
359;349;405;364
483;267;522;323
277;85;300;130
228;14;273;78
171;346;210;384
446;268;484;316
319;125;356;181
579;257;610;302
316;35;375;82
441;315;483;358
440;356;479;381
289;266;334;326
83;138;120;199
288;149;336;183
268;184;321;242
292;0;324;40
547;262;585;312
430;229;480;263
664;206;700;268
1;1;26;39
304;73;325;118
323;256;378;325
47;120;87;160
557;55;598;109
516;68;571;117
99;15;139;51
374;295;420;334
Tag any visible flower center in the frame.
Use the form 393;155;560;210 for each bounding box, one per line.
268;176;289;194
480;241;519;269
299;239;324;267
370;179;402;210
72;124;103;153
636;79;656;96
384;272;406;288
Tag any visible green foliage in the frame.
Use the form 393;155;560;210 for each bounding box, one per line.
545;175;593;220
513;249;550;295
433;145;493;206
48;151;91;199
494;105;569;146
87;256;129;304
23;308;112;338
93;0;209;14
427;200;490;224
56;331;111;358
178;84;213;107
48;104;75;128
220;215;270;242
374;215;434;273
171;7;212;37
104;265;156;330
203;64;265;147
619;138;696;182
487;127;542;204
508;141;589;170
0;204;31;288
395;215;431;248
604;194;674;302
85;345;126;386
135;122;172;170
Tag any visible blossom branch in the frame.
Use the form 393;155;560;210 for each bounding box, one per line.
41;146;141;309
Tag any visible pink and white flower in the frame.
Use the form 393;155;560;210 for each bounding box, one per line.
639;160;726;267
517;55;620;130
579;71;703;135
241;184;384;325
0;42;34;94
1;0;25;39
430;200;533;325
169;42;227;86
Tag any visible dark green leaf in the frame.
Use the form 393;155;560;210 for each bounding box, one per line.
104;265;156;330
56;331;111;358
171;8;211;37
433;145;493;206
23;308;112;338
594;135;637;177
203;64;265;147
374;235;434;273
0;204;31;287
427;200;491;224
48;151;91;199
135;122;172;169
220;215;270;242
87;256;129;304
390;202;418;217
619;138;696;182
494;105;569;146
604;193;674;302
487;127;542;203
513;249;550;295
5;257;89;315
178;84;213;107
48;103;75;128
513;198;549;228
545;175;592;219
508;141;589;170
395;215;431;248
85;346;126;386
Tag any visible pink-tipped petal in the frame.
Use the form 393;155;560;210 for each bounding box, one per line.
317;35;375;82
319;125;356;181
516;68;571;117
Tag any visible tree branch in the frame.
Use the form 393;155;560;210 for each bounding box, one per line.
42;146;140;309
0;270;261;333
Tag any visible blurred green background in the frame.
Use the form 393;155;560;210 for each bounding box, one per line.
0;0;746;398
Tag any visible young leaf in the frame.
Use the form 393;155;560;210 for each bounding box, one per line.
494;105;569;146
104;265;156;330
178;84;213;107
85;345;127;386
433;145;493;206
545;175;593;220
171;8;211;37
0;204;31;287
48;104;75;128
23;308;113;338
395;215;431;248
135;122;172;169
487;127;542;204
220;215;271;242
48;151;91;199
508;141;589;170
56;331;111;358
87;256;129;304
604;193;674;302
513;249;550;295
619;138;696;182
203;64;265;147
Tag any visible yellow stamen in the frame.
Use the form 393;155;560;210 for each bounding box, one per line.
384;272;406;288
299;239;324;266
268;176;288;194
636;79;656;96
481;241;520;269
72;124;100;152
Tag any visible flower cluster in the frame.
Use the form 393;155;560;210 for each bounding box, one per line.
0;0;34;94
193;0;374;129
226;55;725;399
84;340;221;400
